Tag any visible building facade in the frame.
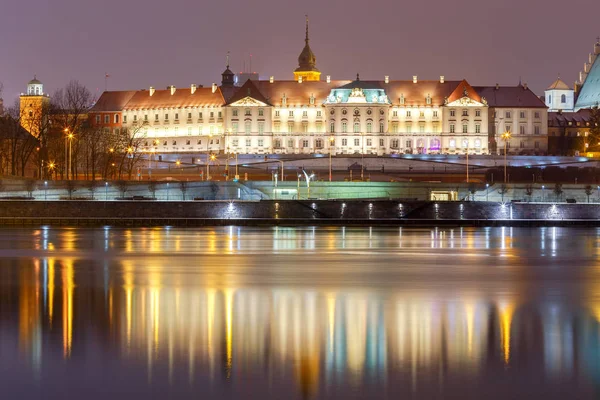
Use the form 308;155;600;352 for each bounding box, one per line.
89;22;550;157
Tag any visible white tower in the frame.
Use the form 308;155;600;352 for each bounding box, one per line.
545;77;574;112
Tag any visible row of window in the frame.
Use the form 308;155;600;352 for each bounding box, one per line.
449;110;482;117
494;111;542;119
449;124;482;133
274;110;323;118
392;110;440;118
500;125;542;135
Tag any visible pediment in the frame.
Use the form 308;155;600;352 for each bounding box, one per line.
229;96;268;107
446;96;486;107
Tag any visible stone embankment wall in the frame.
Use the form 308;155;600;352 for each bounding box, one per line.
0;200;599;226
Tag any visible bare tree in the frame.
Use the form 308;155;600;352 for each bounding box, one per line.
116;180;128;198
87;179;98;199
147;181;158;199
525;184;534;202
497;184;509;203
179;181;188;200
585;185;593;203
65;180;77;200
24;180;37;198
553;183;563;202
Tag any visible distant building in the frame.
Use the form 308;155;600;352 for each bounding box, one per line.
574;38;600;111
548;109;594;155
19;76;50;138
476;84;548;155
545;78;575;112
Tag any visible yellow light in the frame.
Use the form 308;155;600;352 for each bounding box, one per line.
210;154;216;161
109;148;114;153
176;160;181;166
68;133;74;139
127;147;133;153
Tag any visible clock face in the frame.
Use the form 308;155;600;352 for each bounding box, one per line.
330;109;335;115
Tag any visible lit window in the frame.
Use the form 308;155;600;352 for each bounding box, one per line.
366;122;372;133
475;139;481;148
258;108;264;116
245;122;251;134
233;109;238;117
258;122;264;135
449;139;456;148
289;110;294;117
406;124;412;133
165;114;169;120
342;122;347;133
174;113;179;120
475;110;481;117
245;108;251;116
342;138;348;146
246;139;251;146
303;110;308;117
258;139;264;147
354;138;360;146
406;110;412;117
462;110;468;117
462;124;468;133
450;124;455;133
475;124;481;133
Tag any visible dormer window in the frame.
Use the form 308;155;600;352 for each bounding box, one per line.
399;94;405;105
282;94;287;106
426;94;432;105
309;94;315;105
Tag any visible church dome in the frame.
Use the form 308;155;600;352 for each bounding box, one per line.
28;77;42;85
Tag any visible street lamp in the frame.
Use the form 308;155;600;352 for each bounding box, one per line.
105;182;108;201
44;181;47;201
542;185;545;202
207;153;216;181
166;182;170;201
501;131;512;184
329;136;335;182
64;128;74;180
300;170;314;199
176;160;182;175
486;183;489;202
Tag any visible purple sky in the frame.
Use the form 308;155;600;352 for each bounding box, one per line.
1;0;599;104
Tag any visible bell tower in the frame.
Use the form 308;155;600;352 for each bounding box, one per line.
293;16;321;82
19;76;50;138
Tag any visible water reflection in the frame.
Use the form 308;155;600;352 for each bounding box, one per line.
2;226;600;399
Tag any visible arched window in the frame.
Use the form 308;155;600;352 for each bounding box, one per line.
366;122;372;133
330;121;335;133
353;122;360;133
561;94;566;103
342;122;347;133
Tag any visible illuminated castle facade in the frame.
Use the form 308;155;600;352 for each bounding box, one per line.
90;20;548;156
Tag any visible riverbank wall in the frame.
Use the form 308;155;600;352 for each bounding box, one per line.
0;200;599;227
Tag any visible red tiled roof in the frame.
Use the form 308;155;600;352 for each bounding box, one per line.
446;80;483;104
473;85;547;108
90;91;137;112
122;87;225;110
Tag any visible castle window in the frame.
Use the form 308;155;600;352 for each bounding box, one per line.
450;124;455;133
505;111;511;118
164;114;169;120
114;114;120;123
519;125;525;134
95;115;100;123
245;122;251;134
475;110;481;117
462;124;468;133
124;115;128;123
258;108;264;116
534;126;540;135
379;122;384;133
302;110;308;117
406;110;412;117
288;123;294;133
534;112;540;119
289;110;294;117
462;110;468;117
520;111;525;119
433;111;438;118
330;122;335;133
342;138;348;146
104;115;110;124
155;114;159;121
561;94;566;103
353;122;360;133
174;113;179;120
366;122;372;133
245;108;251;116
354;138;360;146
342;122;347;133
476;124;481;133
233;109;238;117
450;110;455;117
275;110;280;117
188;112;192;119
316;111;322;117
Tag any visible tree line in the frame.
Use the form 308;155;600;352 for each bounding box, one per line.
0;80;145;180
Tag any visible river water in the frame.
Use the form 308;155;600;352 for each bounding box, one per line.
1;226;600;399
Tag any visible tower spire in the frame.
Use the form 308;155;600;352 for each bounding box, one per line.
226;51;230;69
305;14;309;43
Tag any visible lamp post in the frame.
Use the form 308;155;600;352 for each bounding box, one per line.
64;128;74;180
501;131;512;184
465;140;469;183
275;160;284;182
176;160;182;175
235;152;239;180
301;170;314;200
44;181;47;201
542;185;545;202
105;182;108;201
361;133;365;181
207;154;216;181
329;136;335;182
486;183;489;202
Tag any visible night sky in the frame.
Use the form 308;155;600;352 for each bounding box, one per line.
1;0;599;103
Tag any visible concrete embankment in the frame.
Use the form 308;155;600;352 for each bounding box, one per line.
0;200;599;227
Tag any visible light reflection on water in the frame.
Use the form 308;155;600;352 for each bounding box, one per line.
2;226;600;399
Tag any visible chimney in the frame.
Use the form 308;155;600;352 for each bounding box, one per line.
149;86;155;96
495;83;499;90
384;75;389;84
523;83;528;90
440;76;445;83
298;75;303;83
169;85;176;95
269;76;274;83
326;75;331;83
212;83;217;93
413;76;418;83
191;84;197;94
